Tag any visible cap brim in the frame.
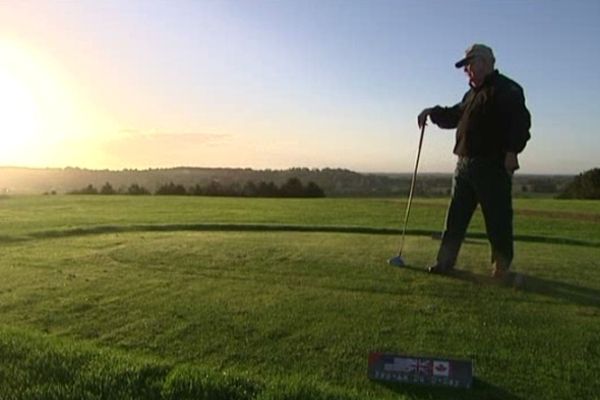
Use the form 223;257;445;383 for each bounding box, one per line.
455;57;470;68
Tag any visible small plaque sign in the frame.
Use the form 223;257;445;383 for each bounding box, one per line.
368;352;473;389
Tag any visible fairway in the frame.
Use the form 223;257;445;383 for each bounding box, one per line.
1;196;599;399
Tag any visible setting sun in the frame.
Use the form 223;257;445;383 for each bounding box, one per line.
0;41;43;163
0;39;116;167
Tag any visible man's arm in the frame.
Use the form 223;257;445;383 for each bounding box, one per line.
429;103;463;129
498;82;531;173
418;104;462;129
418;92;468;129
498;82;531;153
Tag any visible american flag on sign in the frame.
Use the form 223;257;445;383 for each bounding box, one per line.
384;357;417;373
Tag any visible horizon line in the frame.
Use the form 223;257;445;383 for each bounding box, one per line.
0;164;579;177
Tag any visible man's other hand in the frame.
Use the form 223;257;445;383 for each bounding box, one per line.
505;152;519;175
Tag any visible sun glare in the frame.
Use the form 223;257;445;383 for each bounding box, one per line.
0;42;43;164
0;40;117;167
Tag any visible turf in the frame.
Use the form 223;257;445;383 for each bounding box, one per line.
0;195;599;399
0;195;598;242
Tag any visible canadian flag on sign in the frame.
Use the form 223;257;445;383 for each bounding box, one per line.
433;361;450;377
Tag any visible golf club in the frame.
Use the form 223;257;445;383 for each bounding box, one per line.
388;123;426;267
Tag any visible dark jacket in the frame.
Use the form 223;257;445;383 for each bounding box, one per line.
430;70;531;159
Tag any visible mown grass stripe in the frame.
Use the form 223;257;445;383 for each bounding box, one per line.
13;223;600;248
0;326;360;400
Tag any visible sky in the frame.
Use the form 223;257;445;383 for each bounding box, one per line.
0;0;598;174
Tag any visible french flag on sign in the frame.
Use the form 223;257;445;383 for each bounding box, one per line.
433;361;450;377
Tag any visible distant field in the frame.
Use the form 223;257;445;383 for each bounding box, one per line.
0;195;599;399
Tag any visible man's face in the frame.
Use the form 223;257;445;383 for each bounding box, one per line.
464;57;488;87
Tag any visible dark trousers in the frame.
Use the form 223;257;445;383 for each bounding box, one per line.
437;157;514;269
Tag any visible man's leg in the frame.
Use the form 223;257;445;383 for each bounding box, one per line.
473;159;514;272
435;159;478;270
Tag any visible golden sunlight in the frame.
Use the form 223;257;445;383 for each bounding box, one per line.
0;42;42;163
0;40;117;167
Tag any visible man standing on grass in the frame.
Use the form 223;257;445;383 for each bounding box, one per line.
417;44;531;279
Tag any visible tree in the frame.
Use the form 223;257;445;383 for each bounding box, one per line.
100;182;116;195
155;182;187;195
280;177;304;197
203;180;223;196
257;181;279;197
304;181;325;197
242;181;258;197
558;168;600;199
127;183;150;195
189;184;204;196
69;184;98;195
228;182;242;196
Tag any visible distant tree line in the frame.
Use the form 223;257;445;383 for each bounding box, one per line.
68;178;325;198
69;183;150;195
2;166;579;198
558;168;600;199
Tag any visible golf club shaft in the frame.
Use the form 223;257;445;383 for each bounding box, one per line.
398;123;426;255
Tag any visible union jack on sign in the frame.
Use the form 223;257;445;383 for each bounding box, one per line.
412;359;433;376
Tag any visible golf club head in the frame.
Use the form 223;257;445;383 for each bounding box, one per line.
388;255;405;267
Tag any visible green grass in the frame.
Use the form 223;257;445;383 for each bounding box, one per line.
0;195;599;399
0;195;598;239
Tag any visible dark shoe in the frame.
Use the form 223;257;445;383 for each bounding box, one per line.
428;263;453;274
491;266;511;281
491;258;511;278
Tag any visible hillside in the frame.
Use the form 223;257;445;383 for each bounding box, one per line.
0;166;573;197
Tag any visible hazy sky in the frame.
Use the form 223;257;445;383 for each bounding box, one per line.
0;0;598;173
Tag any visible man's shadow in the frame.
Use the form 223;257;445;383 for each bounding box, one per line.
377;264;600;399
425;234;600;308
402;263;599;309
438;268;599;309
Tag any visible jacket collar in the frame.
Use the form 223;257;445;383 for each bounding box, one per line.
470;69;499;91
